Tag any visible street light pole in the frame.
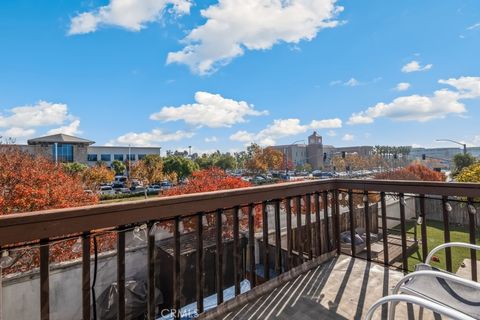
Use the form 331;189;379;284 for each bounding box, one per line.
436;139;467;155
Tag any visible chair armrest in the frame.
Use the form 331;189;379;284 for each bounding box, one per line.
393;270;480;295
426;242;480;265
366;294;476;320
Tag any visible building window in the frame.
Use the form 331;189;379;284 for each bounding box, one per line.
53;144;74;163
101;154;111;162
114;154;124;161
87;154;98;162
138;154;146;160
127;154;136;161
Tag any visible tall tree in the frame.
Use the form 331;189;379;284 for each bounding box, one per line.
111;159;126;176
131;155;164;197
452;153;477;176
81;164;115;191
163;155;199;180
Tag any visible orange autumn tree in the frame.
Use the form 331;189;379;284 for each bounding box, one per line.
162;167;264;232
0;147;101;275
374;164;445;182
0;147;97;215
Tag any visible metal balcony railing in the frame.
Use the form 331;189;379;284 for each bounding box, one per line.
0;179;478;320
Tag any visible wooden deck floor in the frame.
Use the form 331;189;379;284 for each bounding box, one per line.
203;255;436;320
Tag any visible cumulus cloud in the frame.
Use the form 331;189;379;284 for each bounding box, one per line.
401;60;432;73
230;117;342;145
0;101;72;128
0;100;81;139
326;130;336;137
111;129;194;146
47;120;82;136
438;76;480;98
150;91;268;128
348;76;480;125
68;0;192;35
167;0;344;74
342;133;354;141
395;82;411;91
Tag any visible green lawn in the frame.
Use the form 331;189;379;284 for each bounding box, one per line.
398;220;480;272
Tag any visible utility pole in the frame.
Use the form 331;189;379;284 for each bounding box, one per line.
436;139;467;155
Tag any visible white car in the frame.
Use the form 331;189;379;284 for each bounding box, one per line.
99;186;115;195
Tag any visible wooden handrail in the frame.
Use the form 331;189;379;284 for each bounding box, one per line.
0;179;479;246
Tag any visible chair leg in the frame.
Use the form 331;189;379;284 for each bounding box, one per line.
388;301;398;320
419;306;424;320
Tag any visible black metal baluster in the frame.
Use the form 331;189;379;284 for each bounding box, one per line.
323;191;330;251
233;206;241;295
419;194;428;262
296;196;303;263
306;194;313;260
173;217;181;319
117;230;126;320
467;197;477;282
442;196;452;272
196;213;204;313
315;192;322;257
274;200;282;275
348;190;356;257
82;232;90;320
380;192;389;265
147;223;156;320
215;210;224;305
286;198;293;270
399;193;408;272
248;204;256;287
262;201;270;281
364;191;371;261
334;190;341;255
40;238;49;320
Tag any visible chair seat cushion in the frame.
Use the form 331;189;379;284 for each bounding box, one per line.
400;263;480;318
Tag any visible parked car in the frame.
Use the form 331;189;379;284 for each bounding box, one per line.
99;186;115;195
147;185;161;193
160;181;172;190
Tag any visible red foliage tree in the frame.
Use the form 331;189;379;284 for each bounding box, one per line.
0;148;97;215
374;164;445;182
162;167;264;233
0;148;105;275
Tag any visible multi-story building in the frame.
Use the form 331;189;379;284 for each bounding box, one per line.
8;133;162;167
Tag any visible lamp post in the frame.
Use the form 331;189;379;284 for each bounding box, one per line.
436;139;467;155
188;145;192;157
128;144;131;179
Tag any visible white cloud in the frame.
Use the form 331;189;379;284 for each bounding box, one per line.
467;23;480;30
1;127;36;138
204;136;218;143
342;133;354;141
68;0;192;35
438;76;480;98
348;76;480;125
395;82;411;91
326;130;336;137
401;60;432;73
0;101;72;128
150;91;268;128
230;117;342;145
0;100;81;140
345;78;359;87
47;120;82;136
167;0;344;74
111;129;194;146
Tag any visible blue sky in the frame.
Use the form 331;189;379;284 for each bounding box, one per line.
1;0;480;153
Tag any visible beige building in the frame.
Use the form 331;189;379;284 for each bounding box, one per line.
9;133;162;167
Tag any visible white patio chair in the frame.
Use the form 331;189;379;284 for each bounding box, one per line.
387;242;480;320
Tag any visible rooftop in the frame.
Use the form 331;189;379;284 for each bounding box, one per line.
27;133;95;145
